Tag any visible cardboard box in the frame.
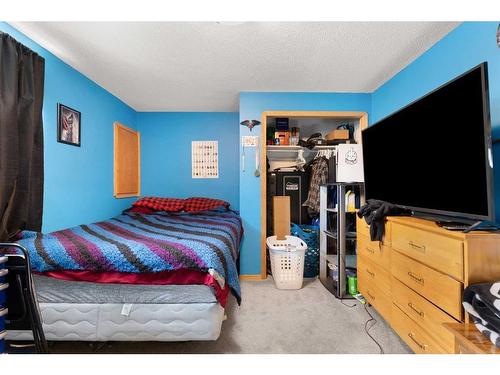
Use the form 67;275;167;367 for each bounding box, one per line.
275;131;290;146
273;196;290;240
325;129;349;140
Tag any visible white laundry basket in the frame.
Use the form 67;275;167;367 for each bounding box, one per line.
267;235;307;290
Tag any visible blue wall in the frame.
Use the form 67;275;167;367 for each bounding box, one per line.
6;21;499;275
1;23;138;233
371;22;500;219
239;92;372;275
138;112;240;210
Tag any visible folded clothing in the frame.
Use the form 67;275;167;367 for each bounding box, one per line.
463;282;500;348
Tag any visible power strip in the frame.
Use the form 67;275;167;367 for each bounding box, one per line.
352;293;366;304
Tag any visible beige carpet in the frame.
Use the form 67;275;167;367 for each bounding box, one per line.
48;277;411;354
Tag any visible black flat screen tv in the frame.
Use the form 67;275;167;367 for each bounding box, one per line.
362;63;494;222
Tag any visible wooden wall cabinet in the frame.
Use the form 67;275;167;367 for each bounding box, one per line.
114;122;140;198
357;216;500;354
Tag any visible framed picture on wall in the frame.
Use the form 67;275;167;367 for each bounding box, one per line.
57;103;81;147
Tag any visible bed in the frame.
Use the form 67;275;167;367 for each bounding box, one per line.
7;204;242;342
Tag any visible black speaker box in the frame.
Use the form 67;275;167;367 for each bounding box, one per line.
268;171;309;232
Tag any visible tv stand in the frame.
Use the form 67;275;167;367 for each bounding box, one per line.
436;220;500;233
410;211;499;233
356;215;500;354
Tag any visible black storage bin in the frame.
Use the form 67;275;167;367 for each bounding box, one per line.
268;171;309;234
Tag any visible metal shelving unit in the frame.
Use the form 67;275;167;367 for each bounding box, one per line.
319;182;364;298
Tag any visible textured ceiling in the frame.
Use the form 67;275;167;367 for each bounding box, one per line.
11;22;459;112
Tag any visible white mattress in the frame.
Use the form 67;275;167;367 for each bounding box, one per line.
7;276;225;342
8;302;224;341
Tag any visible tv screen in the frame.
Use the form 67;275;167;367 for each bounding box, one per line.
362;63;494;221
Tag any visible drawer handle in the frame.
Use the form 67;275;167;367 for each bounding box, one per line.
408;333;427;351
408;302;425;317
0;256;7;264
0;283;8;291
366;290;375;300
0;269;8;277
366;269;375;278
0;308;7;318
409;241;426;252
407;272;424;285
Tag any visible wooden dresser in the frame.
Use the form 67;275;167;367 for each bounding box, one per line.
356;216;500;354
444;323;500;354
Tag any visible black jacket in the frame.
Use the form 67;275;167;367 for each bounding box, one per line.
357;199;411;241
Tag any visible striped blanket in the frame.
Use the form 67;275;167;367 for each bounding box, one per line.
16;208;242;302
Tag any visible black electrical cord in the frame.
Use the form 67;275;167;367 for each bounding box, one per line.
364;303;385;354
340;299;356;308
337;286;384;353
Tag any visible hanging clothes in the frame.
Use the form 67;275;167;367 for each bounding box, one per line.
302;156;329;215
296;149;306;171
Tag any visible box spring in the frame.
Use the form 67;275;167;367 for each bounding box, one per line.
7;275;225;342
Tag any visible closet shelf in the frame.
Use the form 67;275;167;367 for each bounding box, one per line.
324;230;357;240
266;145;338;160
326;208;358;214
266;145;337;152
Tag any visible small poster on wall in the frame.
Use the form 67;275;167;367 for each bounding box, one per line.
336;144;364;182
192;141;219;179
57;103;81;147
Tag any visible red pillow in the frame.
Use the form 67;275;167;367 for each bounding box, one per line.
184;197;230;212
133;197;185;212
128;206;155;214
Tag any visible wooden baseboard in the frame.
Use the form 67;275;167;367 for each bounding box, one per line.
239;274;266;281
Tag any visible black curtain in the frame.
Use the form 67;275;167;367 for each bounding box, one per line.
0;32;45;241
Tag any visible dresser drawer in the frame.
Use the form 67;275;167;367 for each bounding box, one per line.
358;254;391;293
356;216;391;245
391;222;464;281
358;271;391;322
391;251;463;320
391;304;448;354
357;234;391;270
392;277;458;353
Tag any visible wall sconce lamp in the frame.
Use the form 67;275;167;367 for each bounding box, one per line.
240;120;261;132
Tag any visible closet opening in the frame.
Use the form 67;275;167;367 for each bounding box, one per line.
260;111;368;279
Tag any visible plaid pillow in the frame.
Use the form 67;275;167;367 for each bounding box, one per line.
128;206;155;214
184;197;230;212
132;197;185;212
